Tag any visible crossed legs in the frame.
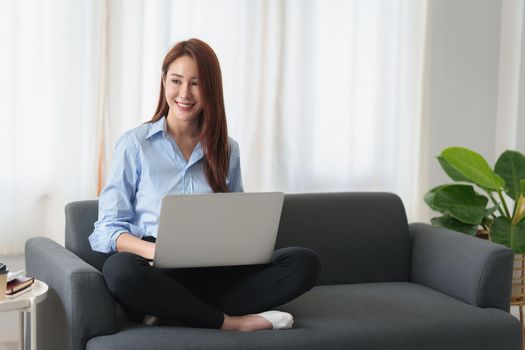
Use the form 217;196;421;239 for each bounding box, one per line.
103;247;322;329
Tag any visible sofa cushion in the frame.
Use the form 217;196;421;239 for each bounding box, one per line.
86;283;521;350
275;193;411;284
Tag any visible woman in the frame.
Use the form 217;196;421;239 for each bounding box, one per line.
89;38;322;331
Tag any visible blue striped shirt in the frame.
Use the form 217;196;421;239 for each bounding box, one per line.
88;117;243;253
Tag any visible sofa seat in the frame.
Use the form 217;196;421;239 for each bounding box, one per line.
86;282;521;350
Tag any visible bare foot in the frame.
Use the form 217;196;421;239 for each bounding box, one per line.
220;314;273;332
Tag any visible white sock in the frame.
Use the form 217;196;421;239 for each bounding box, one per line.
256;310;294;330
142;314;160;326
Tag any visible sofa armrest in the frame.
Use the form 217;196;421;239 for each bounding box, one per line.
25;237;118;350
409;223;514;311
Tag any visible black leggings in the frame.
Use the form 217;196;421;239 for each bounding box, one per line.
103;244;322;329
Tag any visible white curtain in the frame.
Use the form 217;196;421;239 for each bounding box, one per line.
0;0;105;253
0;0;428;254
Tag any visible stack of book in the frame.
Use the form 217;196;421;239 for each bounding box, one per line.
6;270;34;299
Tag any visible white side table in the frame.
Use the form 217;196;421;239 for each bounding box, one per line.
0;280;48;350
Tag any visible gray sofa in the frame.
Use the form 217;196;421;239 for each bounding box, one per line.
25;192;522;349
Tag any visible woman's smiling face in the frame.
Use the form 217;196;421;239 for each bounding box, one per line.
164;55;203;125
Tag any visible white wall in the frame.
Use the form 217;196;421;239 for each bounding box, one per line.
518;3;525;153
425;0;502;179
418;0;522;221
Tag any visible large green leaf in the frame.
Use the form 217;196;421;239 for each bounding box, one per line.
494;150;525;201
431;215;479;235
441;147;505;190
491;217;511;247
437;156;470;182
511;221;525;253
424;185;448;211
491;217;525;253
432;184;490;225
522;179;525;196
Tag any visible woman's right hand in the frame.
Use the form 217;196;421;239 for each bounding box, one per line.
116;233;156;260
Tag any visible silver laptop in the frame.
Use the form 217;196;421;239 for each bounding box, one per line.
153;192;285;268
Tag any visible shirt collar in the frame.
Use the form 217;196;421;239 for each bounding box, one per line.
187;142;204;168
147;116;205;167
146;117;166;140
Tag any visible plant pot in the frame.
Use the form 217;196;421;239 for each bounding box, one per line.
475;230;489;240
512;254;525;327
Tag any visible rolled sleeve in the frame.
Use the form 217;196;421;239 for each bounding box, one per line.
89;133;143;253
89;222;145;254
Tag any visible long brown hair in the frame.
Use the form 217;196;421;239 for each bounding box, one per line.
150;39;230;192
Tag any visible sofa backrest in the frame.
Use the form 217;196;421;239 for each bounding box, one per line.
65;192;411;284
65;200;110;272
274;193;411;285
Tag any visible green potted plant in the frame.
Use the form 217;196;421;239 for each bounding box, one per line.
424;147;525;253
